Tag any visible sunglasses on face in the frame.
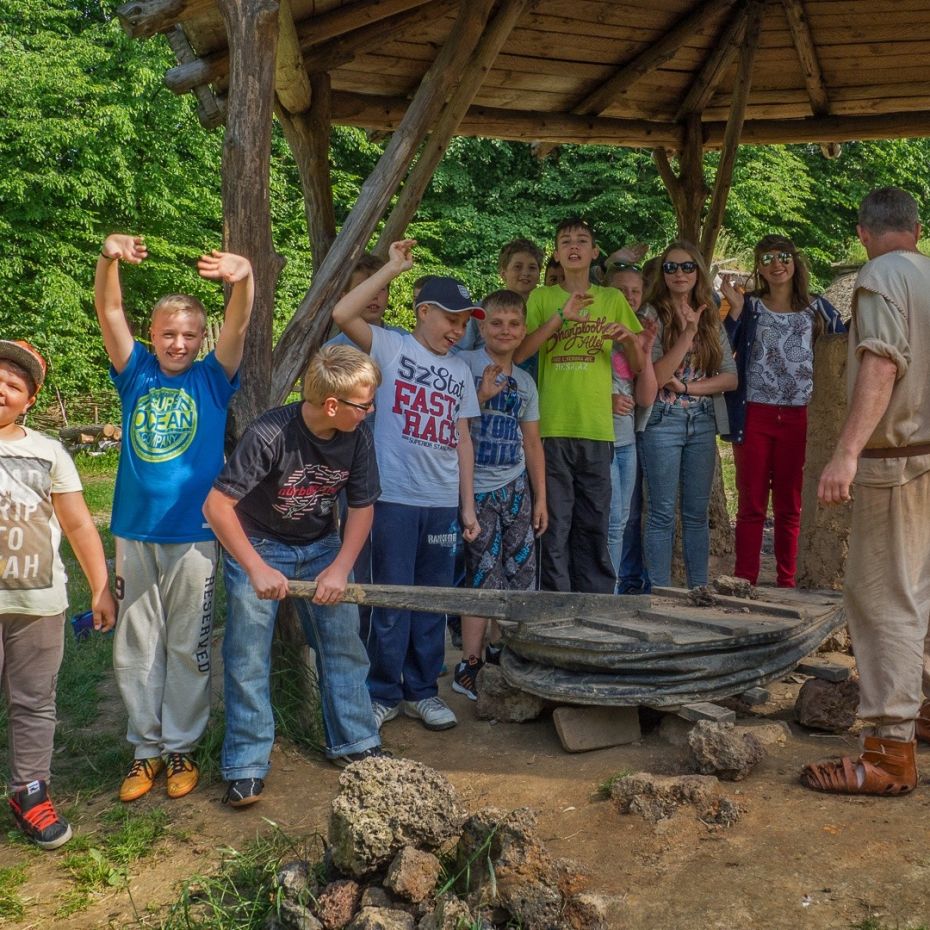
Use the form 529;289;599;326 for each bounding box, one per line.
338;397;375;412
611;261;641;273
759;251;794;266
662;261;697;275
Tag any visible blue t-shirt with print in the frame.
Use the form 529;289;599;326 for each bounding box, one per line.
459;349;539;494
110;342;239;543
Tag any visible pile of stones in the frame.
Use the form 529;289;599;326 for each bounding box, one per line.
266;756;607;930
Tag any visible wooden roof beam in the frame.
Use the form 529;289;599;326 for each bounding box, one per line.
117;0;194;38
275;0;311;114
164;0;445;95
572;0;737;118
163;24;223;128
781;0;831;116
701;1;763;258
674;0;750;121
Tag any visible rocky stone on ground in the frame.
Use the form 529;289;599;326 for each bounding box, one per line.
688;720;766;780
317;880;363;930
416;895;477;930
713;575;758;598
737;720;790;748
610;772;721;822
384;847;443;903
329;757;464;877
268;899;324;930
475;665;545;722
795;677;859;732
657;715;693;747
817;625;851;654
699;797;743;829
346;908;415;930
455;807;600;930
359;885;393;909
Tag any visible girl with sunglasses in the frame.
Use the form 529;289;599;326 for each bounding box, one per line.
720;235;845;588
638;241;737;588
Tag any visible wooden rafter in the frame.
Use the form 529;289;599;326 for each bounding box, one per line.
117;0;196;38
781;0;831;116
163;0;446;95
163;24;222;128
572;0;736;117
701;0;764;257
274;0;311;115
376;0;530;252
268;0;499;405
674;1;750;121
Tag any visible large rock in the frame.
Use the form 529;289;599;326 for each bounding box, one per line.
347;908;415;930
688;720;765;781
329;758;464;877
417;896;475;930
795;677;859;732
475;665;545;722
384;847;442;904
610;772;720;822
270;900;324;930
317;880;362;930
454;807;594;930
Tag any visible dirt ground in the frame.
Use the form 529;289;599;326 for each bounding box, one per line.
3;610;930;930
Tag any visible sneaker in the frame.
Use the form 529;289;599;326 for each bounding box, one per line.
330;747;393;769
403;696;458;731
119;756;166;802
222;778;264;807
452;656;484;701
165;753;199;799
9;781;73;850
485;642;503;666
371;702;400;730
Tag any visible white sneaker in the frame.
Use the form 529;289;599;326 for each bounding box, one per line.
403;696;458;731
371;702;400;730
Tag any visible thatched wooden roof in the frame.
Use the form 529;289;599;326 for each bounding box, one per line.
122;0;930;147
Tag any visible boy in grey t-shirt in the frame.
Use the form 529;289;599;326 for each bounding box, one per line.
453;290;547;700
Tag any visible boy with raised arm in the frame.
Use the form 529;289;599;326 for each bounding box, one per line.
94;234;253;802
515;217;643;594
331;239;482;733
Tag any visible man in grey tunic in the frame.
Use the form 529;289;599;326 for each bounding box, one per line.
803;187;930;796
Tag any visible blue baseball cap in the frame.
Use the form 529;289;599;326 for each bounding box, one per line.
415;277;485;318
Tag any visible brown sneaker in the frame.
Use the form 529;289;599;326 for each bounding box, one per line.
165;753;199;799
917;701;930;744
120;757;165;802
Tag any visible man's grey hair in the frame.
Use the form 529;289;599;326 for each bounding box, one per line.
858;187;920;235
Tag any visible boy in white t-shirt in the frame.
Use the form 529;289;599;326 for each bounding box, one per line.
0;340;116;849
331;240;482;732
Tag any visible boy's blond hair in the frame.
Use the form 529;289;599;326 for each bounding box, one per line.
151;294;207;328
482;289;526;318
302;344;381;404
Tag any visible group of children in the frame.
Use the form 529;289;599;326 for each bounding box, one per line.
2;214;840;848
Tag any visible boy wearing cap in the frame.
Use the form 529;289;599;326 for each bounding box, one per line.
332;239;481;732
94;234;253;802
0;340;117;848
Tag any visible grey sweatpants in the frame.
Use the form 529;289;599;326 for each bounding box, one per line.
845;469;930;741
113;538;217;758
0;613;65;787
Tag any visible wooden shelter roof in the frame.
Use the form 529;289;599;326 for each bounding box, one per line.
123;0;930;148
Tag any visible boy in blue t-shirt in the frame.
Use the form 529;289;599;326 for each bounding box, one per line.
94;234;254;803
452;290;546;700
331;240;482;733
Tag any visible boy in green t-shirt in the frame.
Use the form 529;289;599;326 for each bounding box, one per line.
515;217;643;593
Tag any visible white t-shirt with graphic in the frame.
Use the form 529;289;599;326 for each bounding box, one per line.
369;327;480;507
0;427;82;617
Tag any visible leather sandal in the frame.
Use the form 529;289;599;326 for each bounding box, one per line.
800;735;917;796
916;701;930;745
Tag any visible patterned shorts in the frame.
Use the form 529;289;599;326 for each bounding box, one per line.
465;473;536;591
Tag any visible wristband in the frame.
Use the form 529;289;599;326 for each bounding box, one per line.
100;252;118;262
557;306;566;323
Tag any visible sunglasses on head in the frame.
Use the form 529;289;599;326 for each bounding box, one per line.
759;251;794;266
662;261;697;274
610;261;641;273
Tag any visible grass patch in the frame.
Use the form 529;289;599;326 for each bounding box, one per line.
852;921;930;930
0;864;28;919
717;438;737;520
56;805;170;916
595;770;632;800
158;825;324;930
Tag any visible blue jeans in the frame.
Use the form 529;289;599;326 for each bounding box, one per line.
220;534;378;780
367;502;458;705
607;442;637;582
639;401;717;588
617;435;650;594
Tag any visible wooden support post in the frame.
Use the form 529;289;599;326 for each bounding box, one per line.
269;0;498;404
217;0;286;439
277;72;337;269
163;26;224;130
275;0;311;114
654;114;707;245
700;2;762;260
375;0;529;256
